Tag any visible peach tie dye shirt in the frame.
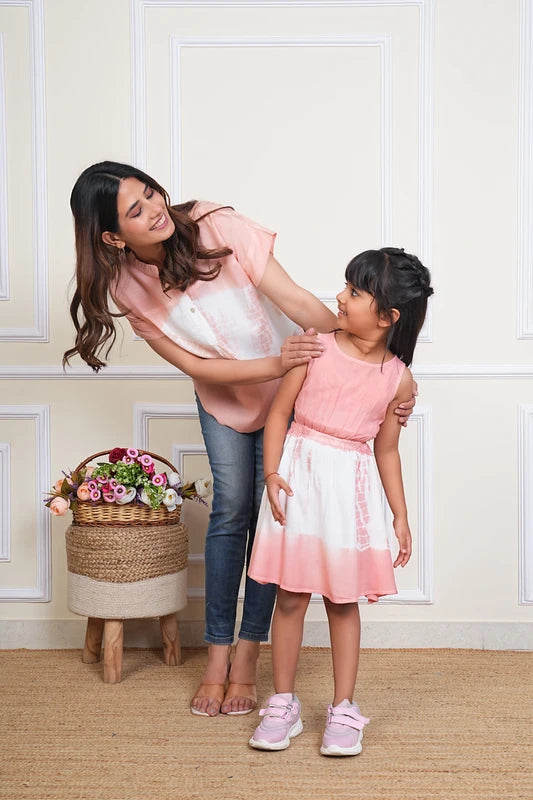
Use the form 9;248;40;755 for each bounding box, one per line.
111;203;301;432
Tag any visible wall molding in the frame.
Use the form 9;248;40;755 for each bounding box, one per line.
170;33;392;245
518;0;533;338
518;404;533;604
0;32;8;300
3;363;533;380
0;442;10;560
0;0;48;341
131;0;434;339
172;442;208;566
0;405;50;601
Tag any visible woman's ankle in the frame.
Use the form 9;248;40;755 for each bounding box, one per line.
201;643;231;683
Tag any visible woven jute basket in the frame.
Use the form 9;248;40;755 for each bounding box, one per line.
66;450;188;618
72;450;181;527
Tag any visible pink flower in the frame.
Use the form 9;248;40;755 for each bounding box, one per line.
84;466;94;478
90;489;101;501
139;454;154;468
49;497;70;516
143;463;155;475
96;474;107;484
88;480;98;492
108;479;118;489
113;484;127;499
127;448;139;458
122;456;134;465
151;473;166;487
103;492;115;503
53;479;64;493
76;483;91;501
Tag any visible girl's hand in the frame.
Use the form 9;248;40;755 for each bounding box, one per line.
280;328;324;372
394;380;418;427
393;517;412;567
265;473;293;525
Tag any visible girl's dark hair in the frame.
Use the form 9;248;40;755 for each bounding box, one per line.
345;247;433;367
63;161;232;371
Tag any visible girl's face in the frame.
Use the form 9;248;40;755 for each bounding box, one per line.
109;177;175;250
336;282;381;337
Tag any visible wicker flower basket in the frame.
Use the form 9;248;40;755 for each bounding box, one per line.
72;450;182;527
65;450;188;619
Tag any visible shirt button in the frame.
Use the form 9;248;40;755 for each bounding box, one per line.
190;308;195;313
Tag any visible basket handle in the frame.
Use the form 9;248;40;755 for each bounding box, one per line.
73;450;180;476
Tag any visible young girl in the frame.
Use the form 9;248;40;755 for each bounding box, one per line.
247;247;433;755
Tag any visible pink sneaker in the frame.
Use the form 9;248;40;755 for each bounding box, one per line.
249;693;303;751
320;699;369;757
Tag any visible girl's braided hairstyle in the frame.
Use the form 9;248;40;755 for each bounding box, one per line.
345;247;433;366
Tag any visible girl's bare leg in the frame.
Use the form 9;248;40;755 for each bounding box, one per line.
271;588;311;694
323;598;361;705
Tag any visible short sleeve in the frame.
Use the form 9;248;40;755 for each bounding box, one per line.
125;312;165;340
112;293;165;341
196;204;277;287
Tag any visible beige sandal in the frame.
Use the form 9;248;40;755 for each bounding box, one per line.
221;682;258;716
190;683;226;717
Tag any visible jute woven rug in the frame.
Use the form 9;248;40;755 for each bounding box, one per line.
1;647;531;800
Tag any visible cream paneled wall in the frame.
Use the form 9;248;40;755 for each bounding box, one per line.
0;0;532;649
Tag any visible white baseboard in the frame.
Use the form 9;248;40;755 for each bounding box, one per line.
0;620;531;650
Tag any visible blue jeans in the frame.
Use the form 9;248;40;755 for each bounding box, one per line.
196;396;277;645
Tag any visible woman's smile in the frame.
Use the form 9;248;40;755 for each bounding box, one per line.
150;213;168;231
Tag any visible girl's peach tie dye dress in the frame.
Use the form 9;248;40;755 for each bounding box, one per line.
248;332;405;603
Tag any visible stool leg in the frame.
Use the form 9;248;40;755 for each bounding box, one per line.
82;617;104;663
159;613;182;666
103;619;123;684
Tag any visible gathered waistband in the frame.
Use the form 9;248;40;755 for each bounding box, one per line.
287;421;372;454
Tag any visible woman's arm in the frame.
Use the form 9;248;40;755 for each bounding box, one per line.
147;335;286;385
373;368;415;567
262;363;308;524
258;254;338;333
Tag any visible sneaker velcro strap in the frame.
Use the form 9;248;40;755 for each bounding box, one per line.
259;702;293;719
328;706;370;730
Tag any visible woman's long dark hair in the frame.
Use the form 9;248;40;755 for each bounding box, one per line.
345;247;433;367
64;161;232;371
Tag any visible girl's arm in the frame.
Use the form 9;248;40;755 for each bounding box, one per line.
147;332;323;385
262;363;308;524
373;368;415;568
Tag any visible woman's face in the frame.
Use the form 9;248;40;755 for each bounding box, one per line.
111;177;175;250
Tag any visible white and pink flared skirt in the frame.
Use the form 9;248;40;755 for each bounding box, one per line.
248;423;398;603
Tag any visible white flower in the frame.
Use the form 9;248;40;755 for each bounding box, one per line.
195;478;212;498
167;472;182;489
162;488;182;512
139;488;151;506
115;487;136;505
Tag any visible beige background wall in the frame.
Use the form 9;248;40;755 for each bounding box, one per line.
0;0;532;649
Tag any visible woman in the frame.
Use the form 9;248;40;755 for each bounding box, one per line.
65;161;415;717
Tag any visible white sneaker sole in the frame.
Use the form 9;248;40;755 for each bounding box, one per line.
320;730;363;757
249;717;303;751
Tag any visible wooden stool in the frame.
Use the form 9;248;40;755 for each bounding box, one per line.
82;613;182;684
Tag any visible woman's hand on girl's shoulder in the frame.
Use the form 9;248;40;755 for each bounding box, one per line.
280;328;325;372
394;370;417;427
